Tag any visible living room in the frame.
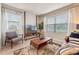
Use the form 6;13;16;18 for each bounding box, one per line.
0;3;79;55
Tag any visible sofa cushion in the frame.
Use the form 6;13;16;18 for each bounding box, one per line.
70;32;79;39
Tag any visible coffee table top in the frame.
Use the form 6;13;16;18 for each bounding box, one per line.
31;37;52;45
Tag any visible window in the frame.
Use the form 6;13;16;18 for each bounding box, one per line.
55;13;68;32
3;8;24;34
45;16;55;32
44;12;68;32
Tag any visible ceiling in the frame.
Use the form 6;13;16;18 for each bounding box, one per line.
6;3;71;15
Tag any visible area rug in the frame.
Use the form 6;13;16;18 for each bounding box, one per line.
14;44;60;55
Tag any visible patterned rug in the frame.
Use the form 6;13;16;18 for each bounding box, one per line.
14;43;60;55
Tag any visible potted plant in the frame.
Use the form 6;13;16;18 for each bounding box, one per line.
37;22;44;39
38;22;44;32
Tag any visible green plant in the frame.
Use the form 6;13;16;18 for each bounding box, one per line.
38;22;44;31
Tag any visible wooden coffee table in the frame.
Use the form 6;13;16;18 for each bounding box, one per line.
30;37;53;54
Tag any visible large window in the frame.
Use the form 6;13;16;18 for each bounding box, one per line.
2;8;24;34
55;13;68;32
45;12;68;32
46;16;55;32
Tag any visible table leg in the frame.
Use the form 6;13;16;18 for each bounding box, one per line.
11;40;13;49
37;48;39;55
30;41;31;49
49;39;53;44
51;39;53;43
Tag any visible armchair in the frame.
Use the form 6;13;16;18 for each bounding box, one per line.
5;32;23;48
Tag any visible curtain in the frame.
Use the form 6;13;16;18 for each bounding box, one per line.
25;12;36;30
0;4;2;48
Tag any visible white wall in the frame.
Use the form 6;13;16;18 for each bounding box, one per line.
25;12;36;26
69;6;79;32
0;4;2;48
37;16;44;25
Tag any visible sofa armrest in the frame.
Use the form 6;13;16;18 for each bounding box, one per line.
64;36;69;43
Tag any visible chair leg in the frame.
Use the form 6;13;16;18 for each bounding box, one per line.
30;41;32;49
37;49;38;55
5;40;6;46
22;39;23;43
11;40;13;49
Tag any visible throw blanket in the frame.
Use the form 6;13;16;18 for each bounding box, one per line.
55;37;79;55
